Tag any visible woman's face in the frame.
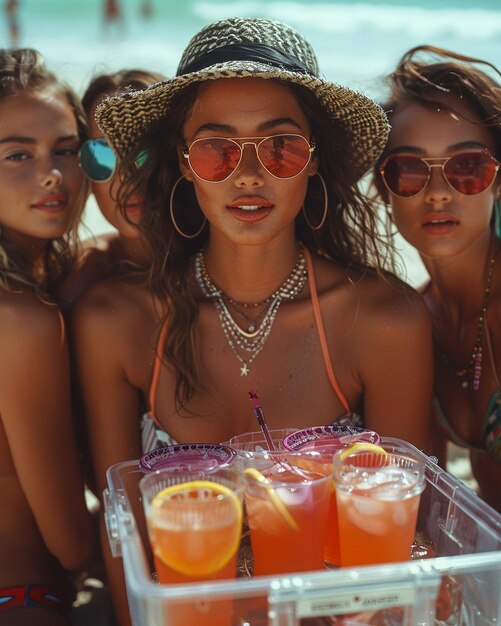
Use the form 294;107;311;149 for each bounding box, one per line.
88;98;143;238
0;89;83;248
383;94;500;261
179;78;318;248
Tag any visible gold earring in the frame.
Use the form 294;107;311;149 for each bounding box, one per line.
169;175;206;239
302;172;328;231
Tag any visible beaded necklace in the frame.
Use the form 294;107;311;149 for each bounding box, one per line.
440;252;496;391
194;247;308;376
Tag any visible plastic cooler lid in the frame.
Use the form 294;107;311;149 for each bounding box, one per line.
139;443;236;472
283;425;380;451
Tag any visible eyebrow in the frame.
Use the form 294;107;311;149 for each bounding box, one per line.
385;140;491;157
192;117;303;136
448;140;491;152
0;134;79;145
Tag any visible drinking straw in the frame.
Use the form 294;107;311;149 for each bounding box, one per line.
248;390;276;451
247;390;311;480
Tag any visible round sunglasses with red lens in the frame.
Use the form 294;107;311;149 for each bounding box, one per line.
182;134;315;183
380;148;500;198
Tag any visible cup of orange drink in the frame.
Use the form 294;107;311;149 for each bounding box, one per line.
139;467;244;626
333;446;426;567
282;426;381;568
242;450;333;576
140;467;244;583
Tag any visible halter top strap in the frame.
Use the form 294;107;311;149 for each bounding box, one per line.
148;248;352;422
304;248;351;415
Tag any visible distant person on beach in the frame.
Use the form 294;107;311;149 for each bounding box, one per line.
139;0;153;18
74;17;433;624
58;68;164;307
103;0;124;32
0;48;96;625
373;45;501;511
4;0;19;46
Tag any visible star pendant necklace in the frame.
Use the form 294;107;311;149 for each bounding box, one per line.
194;246;308;376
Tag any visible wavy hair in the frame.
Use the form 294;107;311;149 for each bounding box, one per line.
82;67;165;244
116;79;394;409
0;47;88;299
82;68;164;114
373;45;501;204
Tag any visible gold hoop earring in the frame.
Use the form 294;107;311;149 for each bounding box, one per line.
169;175;206;239
302;172;328;231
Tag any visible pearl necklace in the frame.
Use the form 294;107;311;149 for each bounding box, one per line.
194;247;308;376
440;252;496;391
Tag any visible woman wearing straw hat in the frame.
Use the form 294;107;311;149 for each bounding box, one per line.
72;17;433;624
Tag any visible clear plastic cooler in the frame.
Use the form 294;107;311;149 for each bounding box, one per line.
104;438;501;625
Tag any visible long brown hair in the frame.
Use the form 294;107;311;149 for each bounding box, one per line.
82;68;165;114
0;48;88;299
117;78;393;409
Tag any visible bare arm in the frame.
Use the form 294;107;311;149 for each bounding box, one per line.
0;298;95;570
72;288;143;626
357;285;434;453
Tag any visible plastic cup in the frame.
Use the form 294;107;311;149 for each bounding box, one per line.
283;424;380;453
223;428;299;453
140;467;244;626
333;448;426;566
139;443;236;473
283;425;381;567
139;466;244;583
242;449;333;576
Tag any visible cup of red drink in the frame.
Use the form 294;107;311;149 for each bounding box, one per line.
283;425;381;567
242;449;333;576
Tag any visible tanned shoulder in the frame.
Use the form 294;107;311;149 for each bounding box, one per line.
0;289;64;353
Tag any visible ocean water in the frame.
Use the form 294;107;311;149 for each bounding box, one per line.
7;0;499;97
3;0;500;284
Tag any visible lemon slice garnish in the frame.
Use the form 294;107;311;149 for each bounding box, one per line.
152;480;235;505
151;480;242;577
337;442;388;461
244;467;299;531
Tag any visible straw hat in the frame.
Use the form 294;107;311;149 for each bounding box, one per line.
96;17;389;179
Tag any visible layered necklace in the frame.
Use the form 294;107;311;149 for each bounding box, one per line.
194;247;308;376
440;250;496;391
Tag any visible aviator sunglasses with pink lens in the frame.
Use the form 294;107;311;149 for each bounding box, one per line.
182;134;315;182
379;148;500;198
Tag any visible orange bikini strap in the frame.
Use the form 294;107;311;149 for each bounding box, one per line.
304;248;351;414
148;314;170;423
148;254;351;418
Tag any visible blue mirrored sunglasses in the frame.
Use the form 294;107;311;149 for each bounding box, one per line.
79;138;148;183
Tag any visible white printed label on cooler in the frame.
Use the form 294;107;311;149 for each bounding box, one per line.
296;585;416;617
